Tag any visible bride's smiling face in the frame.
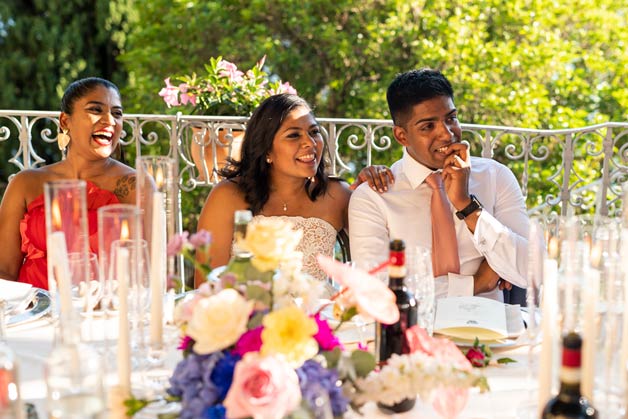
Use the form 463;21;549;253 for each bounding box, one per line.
61;85;123;160
267;106;323;180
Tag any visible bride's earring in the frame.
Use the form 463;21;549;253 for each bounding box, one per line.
308;176;316;183
57;129;70;151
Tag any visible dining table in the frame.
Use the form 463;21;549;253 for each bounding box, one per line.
6;307;542;419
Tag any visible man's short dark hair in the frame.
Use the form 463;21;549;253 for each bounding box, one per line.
386;69;454;126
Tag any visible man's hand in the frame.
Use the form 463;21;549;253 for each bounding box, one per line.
473;259;512;294
441;143;471;210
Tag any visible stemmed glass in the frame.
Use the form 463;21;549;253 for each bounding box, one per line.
516;217;544;418
67;252;102;314
406;246;435;335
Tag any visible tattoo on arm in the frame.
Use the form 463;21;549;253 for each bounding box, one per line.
113;175;136;200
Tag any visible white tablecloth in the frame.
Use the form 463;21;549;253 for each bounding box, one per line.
8;315;538;419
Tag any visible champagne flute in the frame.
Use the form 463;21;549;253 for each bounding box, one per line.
516;217;543;418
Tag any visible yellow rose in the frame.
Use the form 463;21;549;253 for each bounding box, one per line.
261;306;319;367
187;289;253;354
242;218;303;272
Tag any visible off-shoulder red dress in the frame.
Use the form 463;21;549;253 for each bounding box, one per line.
18;181;120;289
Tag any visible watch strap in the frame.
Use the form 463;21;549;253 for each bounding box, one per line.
455;194;482;220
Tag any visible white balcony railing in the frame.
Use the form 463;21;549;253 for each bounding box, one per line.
2;111;628;219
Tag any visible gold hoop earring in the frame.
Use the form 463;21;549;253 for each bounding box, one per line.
57;129;70;151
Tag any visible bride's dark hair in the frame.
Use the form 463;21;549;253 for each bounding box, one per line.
219;94;329;214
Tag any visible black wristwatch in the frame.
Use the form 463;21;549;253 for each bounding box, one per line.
455;194;482;220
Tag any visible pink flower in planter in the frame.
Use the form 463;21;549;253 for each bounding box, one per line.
178;83;197;106
158;78;180;107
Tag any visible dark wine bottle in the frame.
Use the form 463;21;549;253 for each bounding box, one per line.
376;239;418;414
541;332;598;418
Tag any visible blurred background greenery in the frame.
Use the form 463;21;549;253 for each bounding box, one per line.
1;0;627;230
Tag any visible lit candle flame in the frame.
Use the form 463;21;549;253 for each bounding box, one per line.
120;220;130;240
52;199;62;230
155;166;164;189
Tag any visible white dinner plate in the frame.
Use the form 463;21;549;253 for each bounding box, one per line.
444;307;542;349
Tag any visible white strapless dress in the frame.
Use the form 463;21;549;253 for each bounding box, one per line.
252;215;337;282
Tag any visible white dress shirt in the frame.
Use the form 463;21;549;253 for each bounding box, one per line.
349;149;529;301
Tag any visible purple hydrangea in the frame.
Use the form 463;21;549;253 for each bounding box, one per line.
168;351;225;419
297;359;348;417
210;352;241;400
203;405;226;419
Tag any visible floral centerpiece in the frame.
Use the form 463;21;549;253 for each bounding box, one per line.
159;55;296;116
127;218;488;418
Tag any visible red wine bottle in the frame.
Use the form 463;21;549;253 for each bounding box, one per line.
376;239;418;413
541;332;598;418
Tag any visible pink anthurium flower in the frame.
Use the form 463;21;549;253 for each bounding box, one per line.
316;255;399;325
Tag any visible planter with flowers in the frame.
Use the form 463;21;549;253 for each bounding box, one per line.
159;56;297;181
126;218;488;418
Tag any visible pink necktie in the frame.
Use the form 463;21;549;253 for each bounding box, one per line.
425;173;460;277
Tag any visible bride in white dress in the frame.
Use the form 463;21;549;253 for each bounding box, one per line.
195;94;393;287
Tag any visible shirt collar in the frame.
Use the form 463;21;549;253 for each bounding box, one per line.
401;148;439;189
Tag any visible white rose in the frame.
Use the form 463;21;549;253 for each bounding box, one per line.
186;289;253;354
243;218;303;272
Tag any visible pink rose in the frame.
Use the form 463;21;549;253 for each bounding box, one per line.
312;314;342;351
167;232;189;256
223;353;301;419
233;326;263;356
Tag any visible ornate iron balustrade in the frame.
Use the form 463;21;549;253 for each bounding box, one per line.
1;111;627;218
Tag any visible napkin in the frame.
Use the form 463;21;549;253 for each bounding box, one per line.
0;278;34;312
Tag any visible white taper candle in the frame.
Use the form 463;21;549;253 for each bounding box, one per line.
116;246;131;390
538;258;558;414
149;191;165;347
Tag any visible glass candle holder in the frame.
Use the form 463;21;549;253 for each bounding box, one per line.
44;180;89;321
136;155;177;289
97;204;141;313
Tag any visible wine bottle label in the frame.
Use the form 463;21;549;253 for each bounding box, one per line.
388;266;406;278
559;366;581;385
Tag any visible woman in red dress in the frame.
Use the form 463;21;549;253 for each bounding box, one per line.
0;77;136;289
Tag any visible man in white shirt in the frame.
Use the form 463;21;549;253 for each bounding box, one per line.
349;69;529;301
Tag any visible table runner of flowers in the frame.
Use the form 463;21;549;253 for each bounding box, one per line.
126;218;488;418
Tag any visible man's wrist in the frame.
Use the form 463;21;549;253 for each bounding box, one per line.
455;194;483;220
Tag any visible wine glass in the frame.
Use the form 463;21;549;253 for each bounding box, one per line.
67;252;102;314
406;246;435;335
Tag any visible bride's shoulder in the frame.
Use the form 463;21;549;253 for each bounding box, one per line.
324;177;351;201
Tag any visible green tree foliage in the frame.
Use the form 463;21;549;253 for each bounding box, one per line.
0;0;134;111
121;0;627;124
0;0;135;191
120;0;627;226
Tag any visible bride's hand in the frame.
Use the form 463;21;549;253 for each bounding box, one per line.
349;165;394;193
